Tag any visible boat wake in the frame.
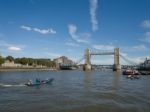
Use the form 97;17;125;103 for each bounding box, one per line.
0;83;26;87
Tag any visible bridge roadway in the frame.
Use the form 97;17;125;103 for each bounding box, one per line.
90;52;114;55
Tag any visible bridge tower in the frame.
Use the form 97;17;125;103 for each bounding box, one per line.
113;48;121;71
84;48;92;71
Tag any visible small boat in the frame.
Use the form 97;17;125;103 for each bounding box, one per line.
126;75;140;79
139;71;150;75
25;78;54;86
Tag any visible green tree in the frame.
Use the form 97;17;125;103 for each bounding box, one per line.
28;58;34;66
12;57;55;67
20;58;28;65
0;56;5;65
6;56;14;62
14;58;21;63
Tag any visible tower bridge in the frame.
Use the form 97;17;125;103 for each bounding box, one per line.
56;47;140;71
83;48;121;71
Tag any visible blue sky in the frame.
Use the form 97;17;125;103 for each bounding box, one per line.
0;0;150;64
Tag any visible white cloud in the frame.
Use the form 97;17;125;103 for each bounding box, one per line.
92;45;115;50
21;25;56;34
138;31;150;43
0;40;25;52
21;25;32;31
33;28;56;34
68;24;77;37
65;42;79;47
0;40;11;47
67;49;73;52
146;31;150;36
144;31;150;43
121;44;147;52
46;52;61;58
0;33;3;37
141;20;150;28
140;20;150;43
68;24;90;43
89;0;98;31
120;52;128;57
132;45;147;51
8;46;22;51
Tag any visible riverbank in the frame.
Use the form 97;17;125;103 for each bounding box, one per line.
0;67;57;72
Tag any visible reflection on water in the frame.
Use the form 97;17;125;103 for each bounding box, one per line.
112;71;121;93
84;71;92;92
0;70;150;112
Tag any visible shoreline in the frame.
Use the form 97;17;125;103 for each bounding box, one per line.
0;67;57;72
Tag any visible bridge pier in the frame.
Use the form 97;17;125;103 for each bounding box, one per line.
83;49;92;71
113;48;121;71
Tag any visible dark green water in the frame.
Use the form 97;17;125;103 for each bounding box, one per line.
0;70;150;112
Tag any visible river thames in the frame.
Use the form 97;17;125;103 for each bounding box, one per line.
0;70;150;112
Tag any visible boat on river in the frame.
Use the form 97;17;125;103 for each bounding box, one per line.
126;75;140;79
122;69;139;75
25;78;54;86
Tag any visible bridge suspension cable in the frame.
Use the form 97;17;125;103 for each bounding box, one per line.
75;56;85;65
120;54;138;65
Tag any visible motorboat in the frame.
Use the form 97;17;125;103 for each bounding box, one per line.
122;69;139;75
25;78;54;86
126;75;140;79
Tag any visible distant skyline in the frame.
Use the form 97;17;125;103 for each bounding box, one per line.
0;0;150;64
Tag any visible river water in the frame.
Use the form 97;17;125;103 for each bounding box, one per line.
0;70;150;112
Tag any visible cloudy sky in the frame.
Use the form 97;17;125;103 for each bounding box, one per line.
0;0;150;64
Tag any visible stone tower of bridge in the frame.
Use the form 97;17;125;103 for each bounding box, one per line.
113;48;121;71
84;48;92;71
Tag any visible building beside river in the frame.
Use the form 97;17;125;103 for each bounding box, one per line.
54;56;74;69
1;60;22;67
54;56;73;65
139;58;150;70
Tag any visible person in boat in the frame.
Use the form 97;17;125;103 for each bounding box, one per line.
36;78;41;83
28;79;33;85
